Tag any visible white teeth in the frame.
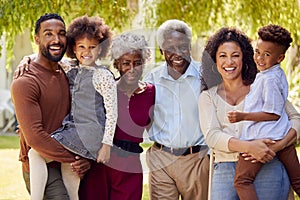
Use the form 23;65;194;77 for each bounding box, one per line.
173;61;181;64
224;67;234;71
172;59;183;64
50;46;60;50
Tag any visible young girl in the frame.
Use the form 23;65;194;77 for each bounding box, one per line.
28;15;117;200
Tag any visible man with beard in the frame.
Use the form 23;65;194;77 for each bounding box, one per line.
144;19;210;199
11;13;89;199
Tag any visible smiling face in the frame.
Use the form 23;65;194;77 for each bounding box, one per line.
254;39;285;71
161;31;191;75
117;50;144;85
35;19;67;62
73;35;100;66
216;41;243;81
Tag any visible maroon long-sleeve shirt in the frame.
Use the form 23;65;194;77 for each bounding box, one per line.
11;61;75;173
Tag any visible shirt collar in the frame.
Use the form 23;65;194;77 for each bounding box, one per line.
260;63;280;74
160;58;201;80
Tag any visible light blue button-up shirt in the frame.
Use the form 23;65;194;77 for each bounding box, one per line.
241;64;291;140
143;59;206;148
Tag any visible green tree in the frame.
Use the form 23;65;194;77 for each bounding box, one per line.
1;0;300;109
143;0;300;110
0;0;137;70
143;0;300;42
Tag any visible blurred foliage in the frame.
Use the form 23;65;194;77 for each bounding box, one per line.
0;0;300;105
0;0;137;69
144;0;300;44
289;61;300;110
143;0;300;109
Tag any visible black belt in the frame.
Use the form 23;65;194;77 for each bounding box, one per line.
154;142;202;156
113;139;143;154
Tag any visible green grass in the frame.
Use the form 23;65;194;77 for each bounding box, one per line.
0;135;20;149
141;142;153;149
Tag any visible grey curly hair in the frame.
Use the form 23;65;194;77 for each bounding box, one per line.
156;19;192;48
110;32;151;62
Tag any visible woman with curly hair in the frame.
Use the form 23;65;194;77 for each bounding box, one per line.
79;32;155;200
199;27;300;200
28;15;117;200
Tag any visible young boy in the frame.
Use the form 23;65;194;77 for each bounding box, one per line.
228;24;300;200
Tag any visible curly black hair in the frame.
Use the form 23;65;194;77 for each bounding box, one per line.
258;24;292;52
35;13;65;35
202;27;257;89
66;15;112;59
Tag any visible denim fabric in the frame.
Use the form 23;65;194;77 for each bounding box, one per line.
52;67;106;160
52;119;95;160
211;157;290;200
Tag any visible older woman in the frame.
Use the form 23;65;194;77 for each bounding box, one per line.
199;27;300;200
79;32;155;200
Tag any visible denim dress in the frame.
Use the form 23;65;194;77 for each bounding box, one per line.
52;66;106;160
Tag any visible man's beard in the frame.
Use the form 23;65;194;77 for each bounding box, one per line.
40;44;66;62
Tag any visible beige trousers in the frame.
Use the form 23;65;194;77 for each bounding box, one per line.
146;144;210;200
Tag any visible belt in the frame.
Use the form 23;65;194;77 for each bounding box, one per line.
113;139;143;154
154;142;202;156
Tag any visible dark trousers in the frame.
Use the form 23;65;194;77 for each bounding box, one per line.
23;164;69;200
